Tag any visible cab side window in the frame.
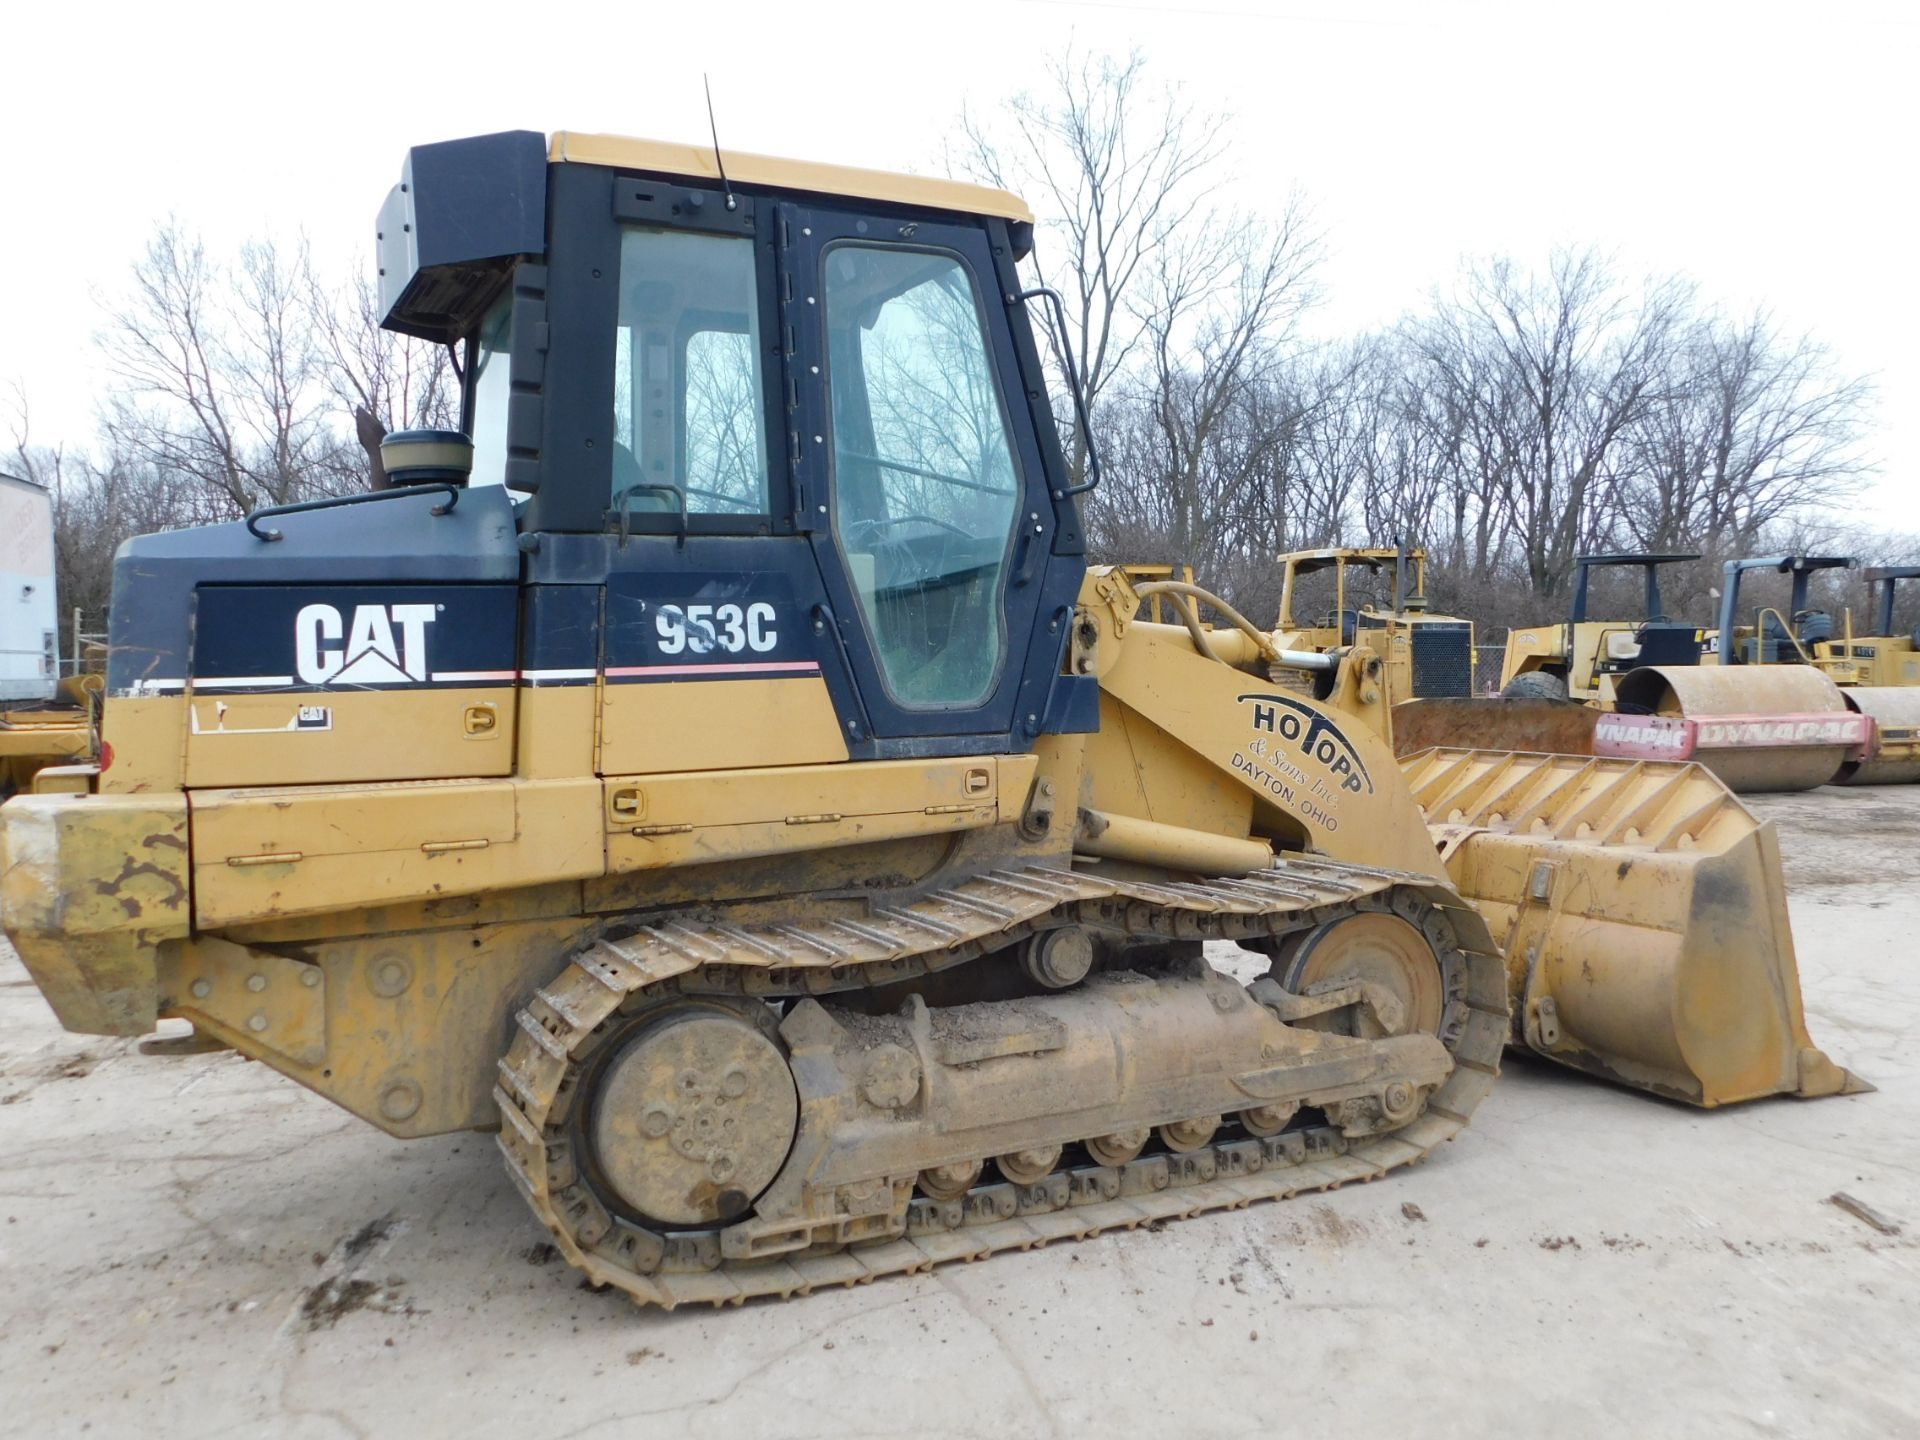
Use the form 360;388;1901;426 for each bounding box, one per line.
612;227;768;517
824;246;1021;707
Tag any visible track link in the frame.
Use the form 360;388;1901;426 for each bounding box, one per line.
495;858;1507;1308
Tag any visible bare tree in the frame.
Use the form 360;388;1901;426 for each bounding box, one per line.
1613;309;1872;553
306;265;459;489
955;48;1223;485
1124;205;1323;561
97;223;351;518
1410;249;1690;596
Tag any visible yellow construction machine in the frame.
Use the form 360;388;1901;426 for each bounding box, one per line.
1411;552;1917;792
0;131;1864;1310
0;673;100;795
1494;552;1707;703
1815;564;1920;689
1607;555;1920;788
1270;544;1478;702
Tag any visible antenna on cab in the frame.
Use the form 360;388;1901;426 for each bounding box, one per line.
704;74;737;212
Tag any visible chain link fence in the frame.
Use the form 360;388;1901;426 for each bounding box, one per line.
1473;643;1508;696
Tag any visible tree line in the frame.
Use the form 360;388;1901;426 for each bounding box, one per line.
4;228;455;629
7;48;1913;647
959;50;1913;638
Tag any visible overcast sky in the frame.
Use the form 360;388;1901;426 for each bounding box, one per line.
4;0;1913;528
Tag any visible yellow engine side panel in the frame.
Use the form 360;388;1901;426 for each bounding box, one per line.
184;687;513;788
599;675;849;775
100;695;186;794
190;777;604;926
518;683;597;779
605;754;1035;872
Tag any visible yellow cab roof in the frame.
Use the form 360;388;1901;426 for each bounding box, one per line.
549;132;1034;225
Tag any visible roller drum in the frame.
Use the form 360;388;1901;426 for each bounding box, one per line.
1835;687;1920;786
1613;665;1849;792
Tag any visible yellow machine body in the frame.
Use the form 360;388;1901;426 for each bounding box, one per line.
5;563;1857;1103
0;672;100;794
0;134;1865;1309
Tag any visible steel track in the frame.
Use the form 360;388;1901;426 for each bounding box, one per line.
495;857;1508;1308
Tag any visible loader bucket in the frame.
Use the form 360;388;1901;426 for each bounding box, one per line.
1401;747;1870;1107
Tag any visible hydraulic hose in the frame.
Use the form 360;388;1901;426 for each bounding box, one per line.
1132;580;1334;673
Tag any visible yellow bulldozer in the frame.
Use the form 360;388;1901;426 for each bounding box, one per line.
1270;543;1479;701
0;131;1865;1310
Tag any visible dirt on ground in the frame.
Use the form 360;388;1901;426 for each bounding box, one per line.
0;787;1914;1438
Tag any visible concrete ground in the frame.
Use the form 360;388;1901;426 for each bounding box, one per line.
0;789;1914;1440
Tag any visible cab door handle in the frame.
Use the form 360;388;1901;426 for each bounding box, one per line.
1011;513;1044;588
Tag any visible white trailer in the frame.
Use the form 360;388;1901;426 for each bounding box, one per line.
0;474;58;703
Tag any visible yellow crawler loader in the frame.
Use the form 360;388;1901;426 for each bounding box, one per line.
1270;544;1478;700
0;132;1864;1309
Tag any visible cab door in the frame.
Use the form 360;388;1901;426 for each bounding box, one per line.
783;204;1078;749
588;186;854;777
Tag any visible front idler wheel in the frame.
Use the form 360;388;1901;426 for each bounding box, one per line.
1278;912;1444;1039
